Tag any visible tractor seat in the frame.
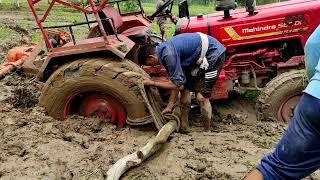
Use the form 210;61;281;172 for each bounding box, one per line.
101;5;149;38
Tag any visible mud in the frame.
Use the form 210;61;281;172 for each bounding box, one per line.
1;7;320;180
0;94;279;180
0;72;294;180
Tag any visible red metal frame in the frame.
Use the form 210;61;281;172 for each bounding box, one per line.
27;0;110;50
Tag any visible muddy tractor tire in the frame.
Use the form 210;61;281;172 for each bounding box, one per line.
256;70;307;123
39;57;155;127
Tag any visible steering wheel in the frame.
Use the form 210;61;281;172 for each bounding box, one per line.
148;0;174;20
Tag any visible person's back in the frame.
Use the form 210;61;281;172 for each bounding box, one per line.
142;33;226;131
157;33;225;69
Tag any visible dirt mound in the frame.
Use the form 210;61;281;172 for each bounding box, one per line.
0;72;40;110
0;108;113;179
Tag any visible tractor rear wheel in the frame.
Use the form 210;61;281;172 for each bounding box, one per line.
39;57;154;127
256;70;307;123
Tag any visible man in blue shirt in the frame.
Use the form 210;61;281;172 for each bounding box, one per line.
245;25;320;180
140;33;226;132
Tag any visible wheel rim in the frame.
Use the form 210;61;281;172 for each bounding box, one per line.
64;93;126;127
277;94;301;123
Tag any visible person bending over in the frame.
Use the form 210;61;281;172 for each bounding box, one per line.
139;33;226;132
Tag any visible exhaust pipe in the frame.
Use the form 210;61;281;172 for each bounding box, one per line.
215;0;237;19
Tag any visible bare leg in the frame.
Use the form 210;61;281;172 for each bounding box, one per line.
180;89;191;132
13;0;19;7
196;93;212;131
163;29;169;40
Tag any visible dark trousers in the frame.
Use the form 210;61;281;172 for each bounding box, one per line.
257;93;320;179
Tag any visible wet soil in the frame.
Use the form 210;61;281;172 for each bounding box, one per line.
0;72;285;180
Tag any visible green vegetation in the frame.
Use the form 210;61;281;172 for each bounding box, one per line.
142;0;286;6
240;90;261;101
0;28;15;40
0;0;288;41
31;32;42;44
142;2;215;16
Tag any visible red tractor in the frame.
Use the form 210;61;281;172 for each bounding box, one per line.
25;0;320;129
26;0;170;129
175;0;320;123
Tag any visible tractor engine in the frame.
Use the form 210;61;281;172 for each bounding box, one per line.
176;0;320;100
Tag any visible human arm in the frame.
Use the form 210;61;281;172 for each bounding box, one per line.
162;90;179;113
144;79;183;90
305;25;320;79
245;169;264;180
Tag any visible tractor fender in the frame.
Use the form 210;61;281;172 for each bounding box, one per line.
37;35;135;82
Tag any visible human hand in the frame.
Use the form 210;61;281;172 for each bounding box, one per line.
171;16;178;24
162;106;173;114
143;80;154;86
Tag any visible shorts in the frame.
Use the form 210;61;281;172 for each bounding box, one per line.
157;18;170;36
159;22;170;33
185;52;226;98
257;93;320;180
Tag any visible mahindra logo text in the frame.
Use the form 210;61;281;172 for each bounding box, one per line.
242;20;303;34
242;25;276;33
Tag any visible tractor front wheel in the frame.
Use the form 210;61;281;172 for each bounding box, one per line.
39;57;153;127
256;70;307;123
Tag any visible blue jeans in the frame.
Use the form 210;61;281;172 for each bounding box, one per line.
257;93;320;180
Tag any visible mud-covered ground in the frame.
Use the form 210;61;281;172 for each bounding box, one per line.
0;72;285;180
1;73;320;180
0;7;320;180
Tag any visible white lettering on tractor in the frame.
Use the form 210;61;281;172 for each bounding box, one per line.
242;25;277;34
278;20;302;28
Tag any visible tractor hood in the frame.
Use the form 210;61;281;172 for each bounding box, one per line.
176;0;320;49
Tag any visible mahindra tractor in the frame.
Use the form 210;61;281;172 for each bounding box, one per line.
174;0;320;123
26;0;171;130
25;0;320;130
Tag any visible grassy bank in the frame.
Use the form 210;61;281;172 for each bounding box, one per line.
142;2;215;16
0;1;217;39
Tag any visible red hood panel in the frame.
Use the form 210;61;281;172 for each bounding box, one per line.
179;0;320;48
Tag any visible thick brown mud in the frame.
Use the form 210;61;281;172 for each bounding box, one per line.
0;72;287;179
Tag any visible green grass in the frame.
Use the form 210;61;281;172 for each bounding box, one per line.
142;2;216;16
31;32;42;43
240;90;261;101
143;2;216;38
0;28;15;39
0;1;216;40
